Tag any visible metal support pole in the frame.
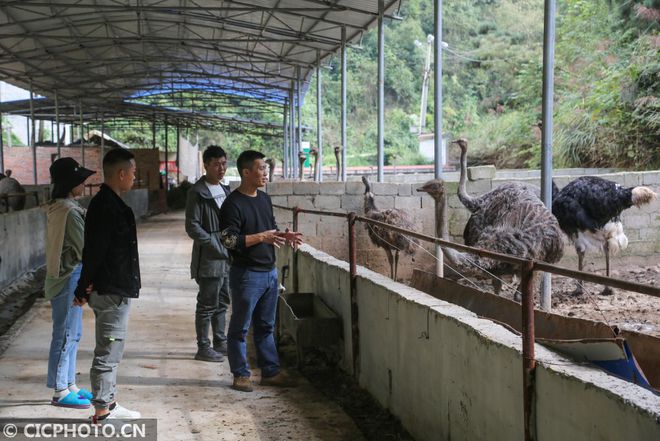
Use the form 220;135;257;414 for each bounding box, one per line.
0;84;3;174
176;124;180;185
283;104;289;179
100;114;105;180
152;118;156;150
521;260;536;441
296;66;303;180
290;89;296;180
29;84;37;184
377;0;385;183
55;91;61;158
434;0;444;277
316;50;323;182
540;0;557;312
293;207;300;293
341;26;348;182
164;120;169;191
79;99;84;167
348;212;360;378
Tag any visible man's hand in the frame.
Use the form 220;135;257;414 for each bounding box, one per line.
278;229;304;250
73;284;93;306
260;229;286;248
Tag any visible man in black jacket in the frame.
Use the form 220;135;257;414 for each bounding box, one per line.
74;148;141;422
185;146;231;362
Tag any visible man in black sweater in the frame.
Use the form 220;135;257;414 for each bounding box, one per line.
220;150;302;392
74;148;141;422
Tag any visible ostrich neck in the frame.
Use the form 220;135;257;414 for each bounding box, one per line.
458;148;479;212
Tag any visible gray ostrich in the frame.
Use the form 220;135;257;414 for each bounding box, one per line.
334;146;342;181
265;158;276;182
297;152;307;181
0;170;26;213
309;147;319;181
362;175;418;281
418;177;564;299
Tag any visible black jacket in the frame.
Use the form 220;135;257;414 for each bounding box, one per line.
185;177;231;279
75;184;141;299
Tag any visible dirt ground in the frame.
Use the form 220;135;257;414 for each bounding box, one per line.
453;257;660;338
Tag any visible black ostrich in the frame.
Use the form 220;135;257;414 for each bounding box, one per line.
362;176;418;281
552;176;657;295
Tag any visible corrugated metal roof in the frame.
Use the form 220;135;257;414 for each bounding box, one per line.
0;0;401;128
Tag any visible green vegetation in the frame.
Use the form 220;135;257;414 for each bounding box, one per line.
100;0;659;170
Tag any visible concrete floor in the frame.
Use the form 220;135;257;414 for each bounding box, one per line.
0;211;364;441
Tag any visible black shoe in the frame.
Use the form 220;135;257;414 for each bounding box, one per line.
213;341;228;355
195;347;224;362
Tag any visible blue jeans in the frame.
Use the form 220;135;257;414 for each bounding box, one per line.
47;265;83;390
227;267;279;378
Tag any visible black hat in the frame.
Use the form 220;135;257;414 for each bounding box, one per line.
50;157;95;198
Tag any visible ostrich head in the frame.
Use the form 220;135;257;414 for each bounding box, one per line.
265;158;276;182
417;179;445;202
361;175;373;195
309;148;318;159
334;146;341;157
632;186;657;207
451;138;468;153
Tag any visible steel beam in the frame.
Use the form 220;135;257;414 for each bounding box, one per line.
341;26;347;182
316;50;323;182
540;0;557;312
377;0;385;183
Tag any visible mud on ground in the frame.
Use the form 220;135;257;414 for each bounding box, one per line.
454;258;660;338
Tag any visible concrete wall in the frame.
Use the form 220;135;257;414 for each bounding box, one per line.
276;244;660;441
268;169;660;280
0;188;149;290
0;207;47;290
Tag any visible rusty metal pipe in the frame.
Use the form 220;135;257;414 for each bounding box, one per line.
521;260;536;441
348;212;360;378
270;205;660;298
293;207;300;294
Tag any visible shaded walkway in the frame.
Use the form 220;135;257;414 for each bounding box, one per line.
0;211;364;441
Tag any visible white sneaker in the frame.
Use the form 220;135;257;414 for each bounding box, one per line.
108;403;141;419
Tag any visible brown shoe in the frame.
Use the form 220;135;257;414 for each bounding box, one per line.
232;376;253;392
260;371;299;388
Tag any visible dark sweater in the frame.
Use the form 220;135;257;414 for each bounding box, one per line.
219;189;278;271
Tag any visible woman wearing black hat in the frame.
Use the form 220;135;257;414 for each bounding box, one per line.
45;157;95;409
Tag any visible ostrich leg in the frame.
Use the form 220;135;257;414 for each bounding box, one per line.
384;247;395;280
572;249;585;296
394;250;400;282
600;243;614;296
492;277;503;297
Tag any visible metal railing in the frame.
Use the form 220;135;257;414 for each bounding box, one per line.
273;204;660;441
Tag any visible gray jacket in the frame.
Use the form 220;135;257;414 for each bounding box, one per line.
185;177;231;279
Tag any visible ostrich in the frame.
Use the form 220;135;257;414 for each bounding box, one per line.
453;138;554;249
297;152;307;181
334;146;342;181
0;171;26;213
309;147;319;181
419;178;564;298
552;176;657;295
362;175;418;281
265;158;276;182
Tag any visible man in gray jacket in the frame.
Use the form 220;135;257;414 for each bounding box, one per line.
185;146;231;362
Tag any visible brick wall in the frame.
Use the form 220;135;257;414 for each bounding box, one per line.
267;170;660;281
3;146;161;191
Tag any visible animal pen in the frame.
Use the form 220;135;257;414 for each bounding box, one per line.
275;203;660;441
